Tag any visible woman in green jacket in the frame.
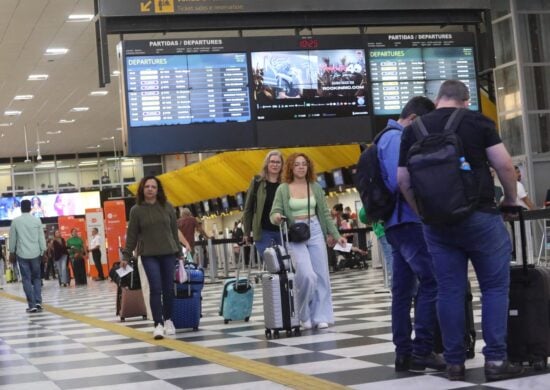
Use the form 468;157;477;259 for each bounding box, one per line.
271;152;347;330
242;150;284;258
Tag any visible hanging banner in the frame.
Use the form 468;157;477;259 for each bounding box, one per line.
85;208;108;278
103;200;128;266
57;216;89;274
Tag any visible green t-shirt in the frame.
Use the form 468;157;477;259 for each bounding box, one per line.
372;222;385;238
66;236;85;258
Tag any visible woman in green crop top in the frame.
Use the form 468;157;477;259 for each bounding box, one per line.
271;152;347;330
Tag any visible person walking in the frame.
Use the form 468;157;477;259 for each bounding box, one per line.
242;150;284;260
270;152;347;330
53;230;69;287
88;228;106;281
397;80;523;381
121;176;183;340
358;96;444;372
8;199;47;313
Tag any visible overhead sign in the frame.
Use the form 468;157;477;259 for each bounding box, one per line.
98;0;490;17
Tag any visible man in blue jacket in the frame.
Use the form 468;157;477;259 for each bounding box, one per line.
358;96;443;372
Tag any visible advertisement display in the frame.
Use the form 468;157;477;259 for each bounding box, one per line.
58;216;88;275
103;200;128;267
0;192;101;221
85;208;108;277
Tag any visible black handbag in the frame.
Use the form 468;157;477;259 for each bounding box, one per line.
288;184;311;243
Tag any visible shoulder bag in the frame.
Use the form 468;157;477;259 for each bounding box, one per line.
288;183;311;243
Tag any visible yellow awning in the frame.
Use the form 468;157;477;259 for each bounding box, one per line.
128;144;361;206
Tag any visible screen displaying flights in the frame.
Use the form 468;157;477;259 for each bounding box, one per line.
251;49;368;120
368;33;479;115
125;52;250;126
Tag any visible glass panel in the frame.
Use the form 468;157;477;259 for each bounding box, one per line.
490;0;511;19
495;65;521;114
518;14;550;63
78;157;100;188
493;18;515;65
0;169;12;196
516;0;550;11
35;169;56;193
120;158;140;184
528;113;550;153
523;65;550;111
56;159;78;190
499;114;525;156
12;161;34;173
13;173;35;194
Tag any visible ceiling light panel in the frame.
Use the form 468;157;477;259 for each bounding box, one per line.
28;74;49;81
58;119;75;124
89;91;108;96
70;107;89;112
45;48;69;55
0;123;13;127
14;95;34;101
4;110;22;116
68;14;94;22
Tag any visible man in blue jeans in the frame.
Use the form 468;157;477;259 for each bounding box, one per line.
9;199;47;313
361;96;444;372
398;80;523;381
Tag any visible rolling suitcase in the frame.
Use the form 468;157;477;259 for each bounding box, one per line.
507;207;550;370
219;244;254;324
117;259;147;321
262;221;300;339
172;282;201;330
72;256;87;285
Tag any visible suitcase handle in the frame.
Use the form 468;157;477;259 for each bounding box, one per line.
501;205;529;274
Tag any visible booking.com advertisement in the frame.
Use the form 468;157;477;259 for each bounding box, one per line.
0;192;101;220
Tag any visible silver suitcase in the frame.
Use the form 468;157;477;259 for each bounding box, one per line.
261;270;300;338
263;220;291;273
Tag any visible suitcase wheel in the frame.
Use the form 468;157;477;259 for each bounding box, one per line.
120;317;125;322
466;349;475;359
286;330;292;337
273;330;280;339
142;315;147;320
193;327;199;331
224;319;229;324
265;329;272;339
244;316;250;322
294;328;301;336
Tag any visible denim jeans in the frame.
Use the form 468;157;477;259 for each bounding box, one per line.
55;255;69;285
288;217;334;325
423;211;511;364
386;223;438;358
18;256;42;308
255;229;282;263
140;254;177;326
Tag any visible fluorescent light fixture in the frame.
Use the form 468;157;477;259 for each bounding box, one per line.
115;127;123;131
58;119;75;124
101;136;115;140
111;70;120;77
28;74;49;81
4;110;22;116
14;94;34;101
46;130;62;135
70;107;89;112
45;48;69;55
68;14;94;22
86;144;101;149
89;90;108;96
0;122;13;127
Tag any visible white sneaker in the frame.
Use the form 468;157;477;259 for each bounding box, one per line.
301;320;312;330
153;324;164;340
316;322;329;329
164;319;176;335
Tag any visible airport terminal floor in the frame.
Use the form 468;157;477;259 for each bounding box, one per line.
1;266;549;390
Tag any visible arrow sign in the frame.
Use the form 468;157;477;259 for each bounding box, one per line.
140;1;152;12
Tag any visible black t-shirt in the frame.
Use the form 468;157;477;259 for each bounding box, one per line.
261;181;280;231
398;107;502;211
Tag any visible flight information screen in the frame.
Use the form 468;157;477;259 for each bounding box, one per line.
368;33;479;115
125;52;250;126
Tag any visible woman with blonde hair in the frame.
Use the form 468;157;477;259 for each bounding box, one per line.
271;152;346;329
242;150;284;258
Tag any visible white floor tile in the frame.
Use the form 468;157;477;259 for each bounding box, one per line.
116;350;189;363
29;351;109;365
0;364;40;376
44;363;139;381
350;374;472;390
146;363;235;380
280;358;380;375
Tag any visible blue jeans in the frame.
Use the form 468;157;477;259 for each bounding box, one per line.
55;255;69;285
423;211;511;364
288;217;334;325
255;229;282;263
141;254;177;326
18;256;43;309
386;223;438;358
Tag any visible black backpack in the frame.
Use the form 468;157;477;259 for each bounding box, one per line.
406;108;479;225
356;126;398;222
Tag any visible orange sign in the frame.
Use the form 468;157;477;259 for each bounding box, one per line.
57;216;88;274
103;200;128;267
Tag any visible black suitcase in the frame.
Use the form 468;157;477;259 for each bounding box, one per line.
506;207;550;370
72;257;87;285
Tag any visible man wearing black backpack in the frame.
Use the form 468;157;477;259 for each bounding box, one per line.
397;80;521;382
358;96;446;372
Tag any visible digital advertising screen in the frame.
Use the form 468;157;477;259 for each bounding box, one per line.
368;32;479;116
0;192;101;221
251;48;368;120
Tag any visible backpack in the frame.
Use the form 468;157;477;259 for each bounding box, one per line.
406;108;479;225
356;126;398;223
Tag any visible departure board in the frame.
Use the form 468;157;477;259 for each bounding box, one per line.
368;33;479;115
125;53;250;126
